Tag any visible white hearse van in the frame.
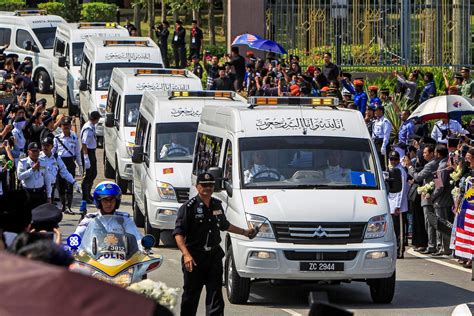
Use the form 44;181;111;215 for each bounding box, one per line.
191;96;397;304
104;68;203;193
79;37;163;146
52;22;129;115
131;91;247;245
0;10;66;93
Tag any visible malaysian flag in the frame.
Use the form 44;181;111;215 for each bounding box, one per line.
454;192;474;259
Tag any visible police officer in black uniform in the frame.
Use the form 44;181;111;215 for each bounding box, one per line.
173;173;257;316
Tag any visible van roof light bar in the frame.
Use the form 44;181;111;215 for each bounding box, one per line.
168;91;236;100
14;10;47;16
248;97;339;109
78;22;117;29
103;40;149;47
135;69;187;77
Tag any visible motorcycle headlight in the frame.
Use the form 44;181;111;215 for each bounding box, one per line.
92;268;133;288
157;181;176;200
364;214;388;239
245;213;275;239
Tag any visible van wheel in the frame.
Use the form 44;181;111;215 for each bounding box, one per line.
368;271;396;304
103;150;115;179
67;89;78;116
132;193;144;228
144;199;161;243
225;246;250;304
115;159;128;194
36;70;51;94
54;90;64;108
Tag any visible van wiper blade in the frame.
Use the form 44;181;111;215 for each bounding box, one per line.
292;184;377;189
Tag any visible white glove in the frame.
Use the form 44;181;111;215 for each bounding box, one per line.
73;181;82;193
77;167;83;178
84;155;91;169
381;148;387;156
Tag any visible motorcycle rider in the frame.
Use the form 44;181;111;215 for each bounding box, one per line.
74;181;142;245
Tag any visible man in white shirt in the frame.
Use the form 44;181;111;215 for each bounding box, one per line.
244;151;283;184
431;118;468;144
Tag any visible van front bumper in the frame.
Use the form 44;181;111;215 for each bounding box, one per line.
118;156;133;181
231;239;396;280
147;199;181;230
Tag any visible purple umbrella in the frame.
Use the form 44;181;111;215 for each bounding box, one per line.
249;38;287;54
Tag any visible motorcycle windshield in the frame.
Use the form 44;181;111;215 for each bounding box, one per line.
80;215;139;261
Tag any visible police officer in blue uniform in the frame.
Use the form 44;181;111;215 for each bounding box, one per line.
40;137;81;213
173;173;257;316
372;104;393;170
54;116;82;212
17;142;53;211
74;181;142;245
80;111;100;203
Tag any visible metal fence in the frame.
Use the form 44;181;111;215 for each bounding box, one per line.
264;0;474;67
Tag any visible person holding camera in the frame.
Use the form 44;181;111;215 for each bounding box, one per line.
154;21;170;68
431;117;468;145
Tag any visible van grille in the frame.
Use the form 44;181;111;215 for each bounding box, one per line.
272;222;366;244
283;251;358;261
174;188;190;203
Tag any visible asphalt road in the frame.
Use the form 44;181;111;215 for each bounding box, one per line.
44;93;474;316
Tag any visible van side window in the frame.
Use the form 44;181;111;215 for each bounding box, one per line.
135;114;148;146
16;29;36;50
115;95;121;130
192;133;223;175
223;140;233;184
54;39;65;56
0;28;11;46
80;55;90;79
106;88;118;113
144;123;152;161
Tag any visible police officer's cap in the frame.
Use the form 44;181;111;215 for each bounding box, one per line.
31;203;63;231
380;88;390;95
6;53;18;59
89;111;101;120
374;104;384;112
191;55;199;60
24;56;32;61
389;151;400;160
60;116;72;125
42;115;53;126
176;20;183;25
197;172;215;185
28;142;39;151
41;137;54;146
366;104;376;112
454;73;463;79
461;66;471;72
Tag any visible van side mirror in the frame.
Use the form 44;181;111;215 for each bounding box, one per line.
207;167;223;192
32;44;40;53
23;41;32;51
58;56;66;67
105;113;115;128
132;145;144;164
79;79;88;91
224;180;233;197
385;168;402;194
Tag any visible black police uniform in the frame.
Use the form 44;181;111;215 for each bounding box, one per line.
173;195;230;316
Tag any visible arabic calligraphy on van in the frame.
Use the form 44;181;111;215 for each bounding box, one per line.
136;83;190;91
255;118;345;131
171;108;201;117
105;52;151;61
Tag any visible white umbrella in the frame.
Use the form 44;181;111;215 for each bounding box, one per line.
408;95;474;122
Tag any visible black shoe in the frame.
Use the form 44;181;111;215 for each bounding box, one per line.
431;250;444;256
414;247;426;253
420;248;436;254
64;208;74;215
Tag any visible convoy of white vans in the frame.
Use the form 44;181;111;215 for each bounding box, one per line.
3;10;398;304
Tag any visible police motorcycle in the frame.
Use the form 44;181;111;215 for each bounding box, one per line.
67;181;163;287
68;217;163;287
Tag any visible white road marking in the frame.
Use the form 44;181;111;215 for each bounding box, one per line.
167;258;178;263
249;293;264;300
407;248;471;273
280;308;303;316
451;303;474;316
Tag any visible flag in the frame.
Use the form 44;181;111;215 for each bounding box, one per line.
253;196;268;204
362;196;377;205
163;168;174;174
454;196;474;259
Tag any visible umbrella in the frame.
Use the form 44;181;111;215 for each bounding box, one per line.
231;33;263;46
232;34;287;54
0;252;163;316
408;95;474;122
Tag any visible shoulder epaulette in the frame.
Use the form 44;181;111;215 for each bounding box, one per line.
186;197;197;207
115;211;130;218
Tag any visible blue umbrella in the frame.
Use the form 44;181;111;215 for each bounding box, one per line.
249;38;287;54
231;33;263;46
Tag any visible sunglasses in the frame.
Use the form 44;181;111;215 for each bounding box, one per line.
199;183;214;188
389;157;399;161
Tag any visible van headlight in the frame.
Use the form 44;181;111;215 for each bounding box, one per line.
156;181;176;200
245;213;275;239
364;214;388;239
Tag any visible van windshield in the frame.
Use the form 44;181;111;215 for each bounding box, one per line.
124;95;141;127
95;63;162;91
32;27;57;49
156;122;198;162
240;136;379;189
72;42;85;66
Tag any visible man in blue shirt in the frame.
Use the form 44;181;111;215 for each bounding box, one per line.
342;78;368;116
372;105;392;170
368;86;382;107
398;110;415;145
419;72;436;104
